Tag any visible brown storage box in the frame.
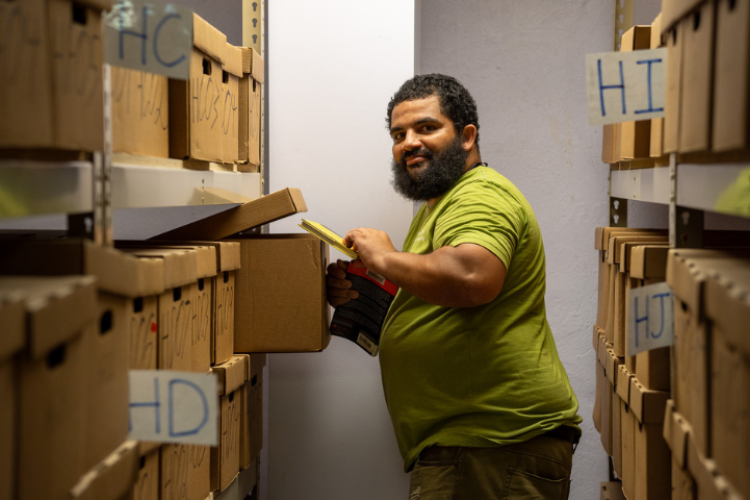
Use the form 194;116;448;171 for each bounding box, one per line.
679;3;715;153
0;0;108;151
0;291;23;500
212;243;241;365
662;0;706;33
239;48;264;171
713;0;750;152
232;234;330;353
596;359;614;456
0;276;97;500
131;447;160;500
621;400;637;500
112;67;169;158
240;353;266;468
619;26;652;160
169;14;243;164
187;444;211;500
630;377;671;500
602;124;617;164
672;458;697;500
664;21;685;154
211;355;247;492
70;440;139;500
650;13;665;158
160;444;189;500
129;296;160;370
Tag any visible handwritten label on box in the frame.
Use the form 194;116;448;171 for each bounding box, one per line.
627;282;674;356
585;48;667;126
129;370;218;446
104;0;192;80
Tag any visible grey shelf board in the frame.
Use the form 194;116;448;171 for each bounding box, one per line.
610;167;671;205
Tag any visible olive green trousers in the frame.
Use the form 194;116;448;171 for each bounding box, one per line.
408;434;573;500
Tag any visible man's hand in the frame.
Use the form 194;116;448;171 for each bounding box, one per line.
343;227;396;276
326;259;359;307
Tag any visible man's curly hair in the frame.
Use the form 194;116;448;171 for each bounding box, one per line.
386;74;480;146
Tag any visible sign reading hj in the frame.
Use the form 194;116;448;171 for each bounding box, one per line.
103;0;193;80
627;282;674;357
128;370;218;446
585;48;667;126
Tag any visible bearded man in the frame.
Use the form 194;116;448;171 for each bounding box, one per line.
326;74;581;500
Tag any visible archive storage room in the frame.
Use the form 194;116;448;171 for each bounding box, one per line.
1;0;749;499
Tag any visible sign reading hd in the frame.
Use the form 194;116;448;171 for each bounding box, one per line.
585;48;667;126
104;0;193;80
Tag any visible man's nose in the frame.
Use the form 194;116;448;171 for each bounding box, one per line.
403;130;422;151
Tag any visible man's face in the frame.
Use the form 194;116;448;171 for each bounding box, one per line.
389;96;469;202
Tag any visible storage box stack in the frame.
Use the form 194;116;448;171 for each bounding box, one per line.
239;48;264;172
169;14;244;164
0;0;109;152
664;249;750;499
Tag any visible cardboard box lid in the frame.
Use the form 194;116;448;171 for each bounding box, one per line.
0;275;97;358
609;235;668;265
241;48;264;84
619;242;669;274
630;376;669;425
606;349;621;386
651;13;664;49
193;13;227;63
663;400;692;469
704;265;750;356
0;239;164;297
616;365;633;404
170;241;241;271
214;355;248;395
597;334;611;368
70;440;139;500
0;290;25;360
223;44;244;78
594;227;666;251
155;188;307;241
118;248;198;289
119;243;218;279
629;245;670;279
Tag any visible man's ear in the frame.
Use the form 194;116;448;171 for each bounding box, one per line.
462;124;478;151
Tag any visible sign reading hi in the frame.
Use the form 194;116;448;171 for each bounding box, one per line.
585;48;667;126
627;282;674;357
104;0;193;80
129;370;218;446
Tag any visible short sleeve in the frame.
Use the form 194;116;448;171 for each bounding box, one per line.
433;180;525;269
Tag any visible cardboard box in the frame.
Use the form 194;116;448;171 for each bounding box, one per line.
239;48;264;171
129;296;159;370
213;244;241;365
240;353;266;468
161;444;189;500
132;447;160;500
0;290;23;500
157;187;307;241
169;15;243;164
679;3;716;153
630;376;670;426
662;0;706;34
593;358;603;433
70;440;139;500
712;0;750;152
619;26;652;160
232;234;330;352
650;13;665;158
612;371;623;478
634;347;670;391
686;434;744;500
629;377;671;500
600;481;626;500
621;400;637;500
112;67;169;158
0;0;107;151
672;458;697;500
211;355;247;493
598;360;614;456
664;400;692;470
664;21;685;154
0;276;97;500
187;444;211;500
602;124;617;164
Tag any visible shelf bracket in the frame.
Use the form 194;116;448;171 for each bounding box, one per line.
669;154;705;248
609;197;628;227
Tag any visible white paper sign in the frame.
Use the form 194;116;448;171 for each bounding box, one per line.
104;0;193;80
128;370;218;446
585;48;667;126
627;282;674;356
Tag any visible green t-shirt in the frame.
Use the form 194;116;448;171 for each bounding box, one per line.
379;166;581;472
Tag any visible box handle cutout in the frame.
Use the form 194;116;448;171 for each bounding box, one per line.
692;10;701;30
253;80;257;92
729;0;737;10
203;58;212;76
139;456;146;470
100;310;113;335
133;297;144;313
198;278;205;291
72;2;87;25
47;344;67;369
223;271;229;283
680;300;688;313
251;375;257;386
672;28;678;44
173;287;182;302
222;70;229;84
228;391;235;402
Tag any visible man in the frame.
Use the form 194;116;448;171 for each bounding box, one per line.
326;74;581;499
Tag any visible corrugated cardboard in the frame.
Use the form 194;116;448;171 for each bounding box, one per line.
241;47;264;84
593;357;603;433
232;234;330;353
602;124;617;164
616;365;633;404
712;0;750;152
239;48;263;171
599;361;614;456
156;187;307;241
129;296;159;370
634;416;672;500
70;440;139;500
612;372;623;477
662;0;706;34
0;0;105;151
132;447;160;500
0;356;17;500
664;21;685;153
169;15;242;164
705;264;750;356
619;26;652;160
664;400;693;470
634;347;670;391
188;444;211;500
211;356;246;493
161;444;189;500
112;67;169;158
629;245;669;279
600;481;626;500
672;459;697;500
650;13;665;158
686;434;744;500
630;376;669;425
679;3;715;153
606;348;620;386
240;353;265;468
621;401;636;500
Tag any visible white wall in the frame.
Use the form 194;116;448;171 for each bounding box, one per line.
266;1;414;499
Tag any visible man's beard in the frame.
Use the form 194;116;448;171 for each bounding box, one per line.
390;136;469;202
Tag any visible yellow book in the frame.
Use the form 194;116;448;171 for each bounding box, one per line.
298;219;359;259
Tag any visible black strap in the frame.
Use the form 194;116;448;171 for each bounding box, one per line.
466;161;487;172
